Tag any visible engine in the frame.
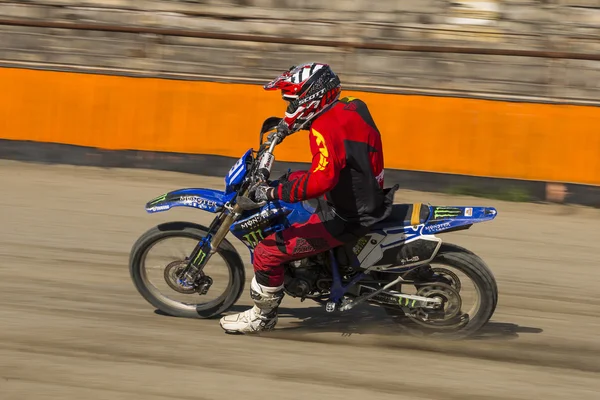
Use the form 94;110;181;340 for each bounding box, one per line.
284;257;330;299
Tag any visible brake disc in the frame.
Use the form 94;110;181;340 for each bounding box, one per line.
164;260;196;294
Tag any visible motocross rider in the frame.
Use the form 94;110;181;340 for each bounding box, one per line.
220;62;397;334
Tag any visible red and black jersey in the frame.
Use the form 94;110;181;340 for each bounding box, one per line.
273;97;393;226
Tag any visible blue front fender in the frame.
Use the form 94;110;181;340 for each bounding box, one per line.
145;188;236;214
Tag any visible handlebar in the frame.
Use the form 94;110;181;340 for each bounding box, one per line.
255;132;284;182
235;129;286;203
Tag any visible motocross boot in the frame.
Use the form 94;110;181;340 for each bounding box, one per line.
220;277;284;334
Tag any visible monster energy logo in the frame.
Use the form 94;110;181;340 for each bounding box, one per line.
433;207;462;219
398;297;418;308
243;230;264;248
149;193;167;204
193;250;207;265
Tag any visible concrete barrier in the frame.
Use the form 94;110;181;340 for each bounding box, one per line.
1;66;599;206
1;1;600;103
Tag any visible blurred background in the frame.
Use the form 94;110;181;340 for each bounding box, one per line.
1;2;600;400
0;0;599;203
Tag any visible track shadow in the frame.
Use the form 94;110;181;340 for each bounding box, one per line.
154;305;543;341
273;305;543;341
469;322;544;341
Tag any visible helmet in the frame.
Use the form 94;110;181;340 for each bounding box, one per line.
264;62;341;133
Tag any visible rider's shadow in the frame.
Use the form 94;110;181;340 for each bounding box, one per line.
270;305;543;341
276;304;398;335
155;305;543;341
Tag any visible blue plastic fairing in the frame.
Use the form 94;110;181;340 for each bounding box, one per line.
145;188;236;214
422;206;498;235
225;149;253;194
379;206;498;248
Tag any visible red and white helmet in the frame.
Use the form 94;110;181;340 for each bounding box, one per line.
264;62;341;133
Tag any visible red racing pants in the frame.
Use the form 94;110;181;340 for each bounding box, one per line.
253;213;344;287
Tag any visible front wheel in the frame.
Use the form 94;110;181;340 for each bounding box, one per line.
384;243;498;338
129;222;246;318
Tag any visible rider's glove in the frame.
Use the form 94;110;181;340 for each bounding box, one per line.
277;119;291;138
266;120;291;145
250;182;275;202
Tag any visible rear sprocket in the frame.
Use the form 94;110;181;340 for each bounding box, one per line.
408;282;467;330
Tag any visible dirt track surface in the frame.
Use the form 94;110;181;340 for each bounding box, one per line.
1;160;600;400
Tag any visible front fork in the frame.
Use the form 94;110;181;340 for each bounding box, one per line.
180;203;243;286
180;136;280;287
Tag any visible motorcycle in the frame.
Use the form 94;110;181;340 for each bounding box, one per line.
129;120;499;338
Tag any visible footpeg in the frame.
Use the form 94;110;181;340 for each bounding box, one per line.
325;302;336;312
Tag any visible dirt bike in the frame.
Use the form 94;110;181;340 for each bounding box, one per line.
129;120;499;338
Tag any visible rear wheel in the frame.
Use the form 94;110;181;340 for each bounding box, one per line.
129;222;246;318
384;243;497;338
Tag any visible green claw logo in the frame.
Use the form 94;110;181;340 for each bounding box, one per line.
243;230;265;248
193;250;207;265
433;207;462;219
149;193;167;205
399;297;418;307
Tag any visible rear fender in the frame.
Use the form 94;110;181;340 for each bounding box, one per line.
145;188;236;214
423;206;497;235
360;206;497;271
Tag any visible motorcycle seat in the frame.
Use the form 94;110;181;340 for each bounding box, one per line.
372;203;430;229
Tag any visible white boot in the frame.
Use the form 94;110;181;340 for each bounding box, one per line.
220;277;284;334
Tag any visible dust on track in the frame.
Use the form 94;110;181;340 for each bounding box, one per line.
1;160;599;400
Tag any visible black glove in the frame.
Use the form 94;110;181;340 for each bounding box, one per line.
249;182;274;202
276;119;291;139
277;169;292;183
265;120;290;145
266;131;282;145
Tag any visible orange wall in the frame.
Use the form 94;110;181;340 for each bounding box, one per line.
1;67;599;185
